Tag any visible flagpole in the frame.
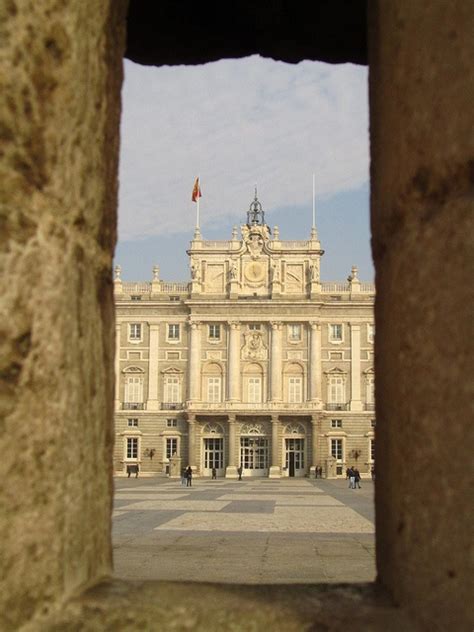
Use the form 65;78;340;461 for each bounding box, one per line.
196;175;200;229
311;173;317;240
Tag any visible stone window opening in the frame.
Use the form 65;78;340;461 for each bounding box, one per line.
2;4;470;630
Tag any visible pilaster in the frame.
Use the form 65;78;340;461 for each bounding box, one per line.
187;414;197;471
188;320;201;403
227;321;241;401
270;322;283;402
269;415;281;478
350;323;363;411
114;323;121;410
147;323;160;410
309;322;322;406
225;415;238;478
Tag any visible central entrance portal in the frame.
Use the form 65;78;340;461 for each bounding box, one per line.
201;423;225;477
239;422;269;477
285;438;305;477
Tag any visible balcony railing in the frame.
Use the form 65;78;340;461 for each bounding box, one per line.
325;403;349;411
365;403;375;410
161;402;184;410
187;401;323;411
122;402;146;410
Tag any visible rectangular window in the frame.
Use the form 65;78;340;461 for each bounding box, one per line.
331;438;343;462
331;419;342;428
125;376;144;403
329;376;345;403
127;418;138;427
288;376;303;403
169;296;180;302
288;324;302;342
168;324;180;340
127;437;138;459
209;324;221;340
207;377;221;403
129;323;142;341
166;437;178;459
164;376;180;403
367;376;375;403
248;377;262;403
248;324;261;330
370;438;375;461
368;323;375;343
166;419;177;428
329;324;343;342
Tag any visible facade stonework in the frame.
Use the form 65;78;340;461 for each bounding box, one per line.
114;197;375;479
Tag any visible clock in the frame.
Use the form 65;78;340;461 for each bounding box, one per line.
244;261;265;282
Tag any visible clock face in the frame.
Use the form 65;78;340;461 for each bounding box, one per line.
244;261;265;282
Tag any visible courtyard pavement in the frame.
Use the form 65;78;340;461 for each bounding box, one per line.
113;476;375;584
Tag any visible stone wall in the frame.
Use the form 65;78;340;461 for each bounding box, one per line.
0;1;127;628
369;2;473;629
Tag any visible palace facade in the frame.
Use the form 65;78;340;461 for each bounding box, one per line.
114;195;375;478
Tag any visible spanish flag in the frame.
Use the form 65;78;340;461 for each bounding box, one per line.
192;177;202;202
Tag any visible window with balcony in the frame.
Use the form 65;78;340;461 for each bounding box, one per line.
124;376;144;406
288;376;303;403
247;377;262;403
164;376;180;403
207;376;222;403
329;323;343;343
328;375;345;403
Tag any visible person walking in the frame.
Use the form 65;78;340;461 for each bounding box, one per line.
237;465;243;481
211;467;217;480
185;465;193;487
354;467;361;489
180;467;187;486
348;466;355;489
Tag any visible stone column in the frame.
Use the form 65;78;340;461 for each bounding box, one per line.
227;321;241;402
269;416;281;478
350;324;362;411
309;322;322;405
115;323;122;409
147;324;160;411
188;320;201;403
310;416;320;478
270;322;283;402
225;415;238;478
187;415;197;471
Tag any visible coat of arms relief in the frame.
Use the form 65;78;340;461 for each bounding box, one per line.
241;330;267;360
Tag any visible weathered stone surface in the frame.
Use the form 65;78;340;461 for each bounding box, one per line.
369;2;474;630
24;581;419;632
0;1;127;629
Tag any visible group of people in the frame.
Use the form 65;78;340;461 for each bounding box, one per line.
346;466;361;489
181;466;193;487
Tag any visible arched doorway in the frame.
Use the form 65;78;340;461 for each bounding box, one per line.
201;422;225;477
283;422;307;477
239;422;269;477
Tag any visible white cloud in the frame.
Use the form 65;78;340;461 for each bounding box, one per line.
118;56;368;240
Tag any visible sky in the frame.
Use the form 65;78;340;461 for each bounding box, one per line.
116;56;371;282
